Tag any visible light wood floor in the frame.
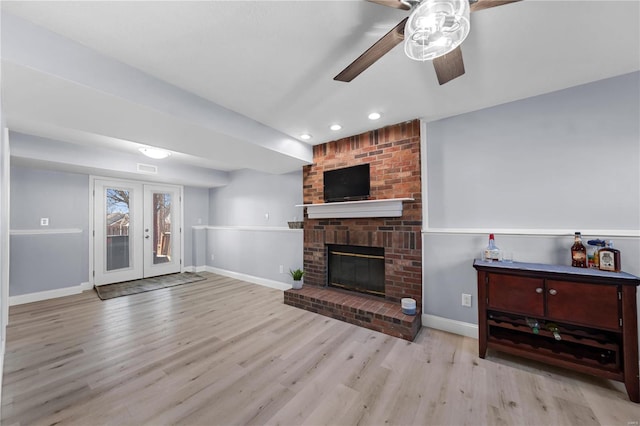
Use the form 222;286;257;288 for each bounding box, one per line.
2;273;638;426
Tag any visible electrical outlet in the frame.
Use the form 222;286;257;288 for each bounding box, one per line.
40;218;49;226
462;293;472;307
279;265;284;274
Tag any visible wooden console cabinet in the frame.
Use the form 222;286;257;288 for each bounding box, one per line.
473;259;640;402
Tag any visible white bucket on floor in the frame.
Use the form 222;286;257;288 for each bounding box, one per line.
401;298;416;315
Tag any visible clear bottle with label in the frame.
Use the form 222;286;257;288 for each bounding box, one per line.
571;232;587;268
525;317;540;334
587;239;606;269
484;234;501;262
598;240;621;272
546;322;562;341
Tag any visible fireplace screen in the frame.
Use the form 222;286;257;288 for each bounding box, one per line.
327;244;385;297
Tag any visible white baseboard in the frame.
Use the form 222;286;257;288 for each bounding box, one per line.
0;336;4;418
422;314;478;339
184;265;208;273
205;266;292;291
9;282;93;306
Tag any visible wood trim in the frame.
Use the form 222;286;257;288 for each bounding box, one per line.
205;226;302;233
10;228;83;236
9;282;92;306
421;313;479;339
424;228;640;237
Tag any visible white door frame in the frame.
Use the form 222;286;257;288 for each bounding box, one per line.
89;176;184;286
143;183;182;278
94;179;144;285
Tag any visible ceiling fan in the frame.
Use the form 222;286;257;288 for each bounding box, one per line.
334;0;520;85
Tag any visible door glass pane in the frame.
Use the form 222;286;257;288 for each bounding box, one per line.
105;188;130;271
153;192;172;265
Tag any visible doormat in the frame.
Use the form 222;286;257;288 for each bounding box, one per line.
95;272;207;300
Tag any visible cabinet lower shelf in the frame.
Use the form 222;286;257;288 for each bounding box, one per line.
487;323;621;378
488;312;620;352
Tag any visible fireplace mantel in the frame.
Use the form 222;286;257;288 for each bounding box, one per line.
297;198;414;219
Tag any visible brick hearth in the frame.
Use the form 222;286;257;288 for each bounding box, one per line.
284;286;421;341
284;119;423;341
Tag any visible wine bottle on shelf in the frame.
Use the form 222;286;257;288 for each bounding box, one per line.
546;323;562;341
571;232;587;268
525;318;540;334
484;234;501;262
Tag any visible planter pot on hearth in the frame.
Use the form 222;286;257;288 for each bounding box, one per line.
289;268;305;290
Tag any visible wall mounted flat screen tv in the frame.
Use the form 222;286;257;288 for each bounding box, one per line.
323;164;370;203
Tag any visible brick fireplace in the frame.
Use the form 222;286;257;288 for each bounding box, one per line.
284;120;422;340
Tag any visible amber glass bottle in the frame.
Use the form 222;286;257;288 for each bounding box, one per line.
571;232;587;268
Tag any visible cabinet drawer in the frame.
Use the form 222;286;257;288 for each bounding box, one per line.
487;274;544;316
546;280;620;330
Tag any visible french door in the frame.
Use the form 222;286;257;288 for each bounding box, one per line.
94;179;182;285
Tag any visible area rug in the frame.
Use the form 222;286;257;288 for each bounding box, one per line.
95;272;206;300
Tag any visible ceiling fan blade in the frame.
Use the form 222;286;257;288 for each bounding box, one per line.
470;0;521;13
366;0;412;11
432;46;465;85
334;17;408;82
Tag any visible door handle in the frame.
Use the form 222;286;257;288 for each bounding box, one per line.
549;289;557;296
145;235;150;239
535;287;543;294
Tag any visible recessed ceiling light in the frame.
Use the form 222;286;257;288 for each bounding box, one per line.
368;112;381;120
300;133;312;140
330;124;342;131
139;147;171;159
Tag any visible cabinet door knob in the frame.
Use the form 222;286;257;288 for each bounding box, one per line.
549;289;557;296
535;287;543;294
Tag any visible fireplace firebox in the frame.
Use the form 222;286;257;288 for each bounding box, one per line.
327;244;385;297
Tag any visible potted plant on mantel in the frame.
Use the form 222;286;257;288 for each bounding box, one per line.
289;268;305;290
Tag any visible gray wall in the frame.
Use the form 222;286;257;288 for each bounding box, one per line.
423;72;640;325
1;111;9;343
426;71;639;230
9;166;209;295
207;169;304;284
209;169;303;226
207;228;303;284
9;166;89;296
183;186;209;268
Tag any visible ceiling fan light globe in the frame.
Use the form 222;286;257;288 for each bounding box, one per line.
404;0;470;61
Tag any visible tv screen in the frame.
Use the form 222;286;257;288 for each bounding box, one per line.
323;164;370;203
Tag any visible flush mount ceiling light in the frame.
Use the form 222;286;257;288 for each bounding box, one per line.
404;0;470;61
330;124;342;131
139;147;171;159
300;133;312;140
368;112;381;120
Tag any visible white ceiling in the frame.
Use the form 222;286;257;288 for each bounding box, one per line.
2;0;639;179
